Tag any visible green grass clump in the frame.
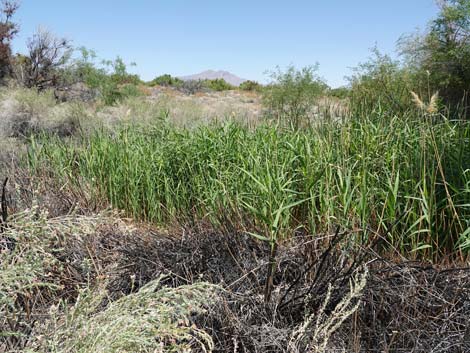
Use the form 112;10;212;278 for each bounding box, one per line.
28;111;470;259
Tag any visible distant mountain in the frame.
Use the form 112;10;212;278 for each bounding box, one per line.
179;70;247;86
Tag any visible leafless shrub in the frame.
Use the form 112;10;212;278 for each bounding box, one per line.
288;269;368;353
113;226;470;353
18;28;72;91
178;80;208;95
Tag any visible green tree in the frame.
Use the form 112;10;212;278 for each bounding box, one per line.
0;0;19;80
263;65;327;129
400;0;470;107
348;49;416;116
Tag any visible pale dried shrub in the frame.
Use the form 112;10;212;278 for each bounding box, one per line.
27;277;218;353
288;268;368;353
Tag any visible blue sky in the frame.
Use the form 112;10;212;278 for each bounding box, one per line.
13;0;438;87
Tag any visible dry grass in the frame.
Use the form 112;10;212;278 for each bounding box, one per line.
0;88;85;138
28;278;218;353
0;207;219;352
0;86;349;140
288;269;368;353
0;87;264;141
146;88;262;127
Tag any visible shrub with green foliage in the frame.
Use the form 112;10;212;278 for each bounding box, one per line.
239;80;263;92
348;1;470;117
203;78;234;91
177;79;206;95
348;49;418;116
263;65;328;128
64;48;142;105
399;0;470;109
148;74;183;87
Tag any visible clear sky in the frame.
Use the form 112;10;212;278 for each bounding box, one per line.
12;0;439;87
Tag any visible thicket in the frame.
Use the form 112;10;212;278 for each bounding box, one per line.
13;0;470;262
328;86;350;99
149;76;237;93
13;41;142;105
401;0;470;108
58;48;143;105
3;2;470;352
150;75;263;93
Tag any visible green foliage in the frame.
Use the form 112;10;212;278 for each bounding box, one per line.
263;65;328;129
0;0;19;80
352;1;470;117
148;74;183;87
203;78;234;91
28;113;470;259
66;48;142;105
328;86;350;99
239;80;263;92
105;56;140;85
457;169;470;251
399;0;470;110
148;75;235;93
348;49;419;116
